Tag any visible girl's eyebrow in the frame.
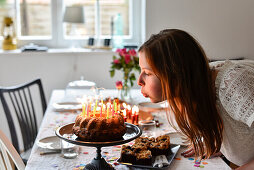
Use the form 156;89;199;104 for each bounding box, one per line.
140;66;152;70
142;67;153;71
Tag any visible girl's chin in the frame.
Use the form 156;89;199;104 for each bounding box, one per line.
150;98;162;103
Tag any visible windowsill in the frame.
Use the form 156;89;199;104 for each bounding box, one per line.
0;47;115;55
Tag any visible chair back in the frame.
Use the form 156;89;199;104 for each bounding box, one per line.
0;78;47;154
0;129;25;170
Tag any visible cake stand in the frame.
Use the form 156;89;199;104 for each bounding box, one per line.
56;122;142;170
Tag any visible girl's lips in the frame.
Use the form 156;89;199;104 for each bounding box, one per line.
142;92;149;98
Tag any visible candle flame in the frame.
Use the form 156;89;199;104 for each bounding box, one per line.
123;110;126;117
122;103;127;108
77;95;140;119
132;105;139;115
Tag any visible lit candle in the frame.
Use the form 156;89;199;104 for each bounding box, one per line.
131;112;135;124
86;103;89;117
93;103;96;116
113;100;116;116
113;100;116;111
89;101;92;117
82;103;86;116
127;105;131;119
115;103;118;114
81;102;84;115
100;106;102;117
110;103;113;117
122;103;127;109
133;106;139;124
123;110;127;122
118;104;121;112
136;112;139;124
106;103;110;118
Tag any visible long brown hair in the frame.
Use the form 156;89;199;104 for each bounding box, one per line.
139;29;223;159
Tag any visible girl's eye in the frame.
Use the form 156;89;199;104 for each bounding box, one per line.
144;72;151;76
141;70;152;76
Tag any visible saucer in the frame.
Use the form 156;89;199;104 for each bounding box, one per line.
138;101;168;112
52;102;82;112
37;136;61;150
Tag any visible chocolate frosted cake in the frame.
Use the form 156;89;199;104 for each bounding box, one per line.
73;113;126;142
72;98;127;143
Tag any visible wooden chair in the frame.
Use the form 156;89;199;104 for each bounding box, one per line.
0;129;25;170
0;78;47;163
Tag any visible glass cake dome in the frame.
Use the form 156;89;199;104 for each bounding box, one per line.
65;76;97;101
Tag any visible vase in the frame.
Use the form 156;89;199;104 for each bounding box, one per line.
120;79;132;102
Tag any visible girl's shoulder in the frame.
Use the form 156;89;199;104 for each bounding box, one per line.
215;59;254;87
209;59;254;70
214;59;254;127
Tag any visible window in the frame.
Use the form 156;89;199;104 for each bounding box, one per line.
19;0;51;37
0;0;143;49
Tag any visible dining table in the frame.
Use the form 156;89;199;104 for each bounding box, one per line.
25;89;231;170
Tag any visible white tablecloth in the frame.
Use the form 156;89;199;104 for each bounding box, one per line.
25;89;231;170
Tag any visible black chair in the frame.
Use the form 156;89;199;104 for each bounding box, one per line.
0;78;47;163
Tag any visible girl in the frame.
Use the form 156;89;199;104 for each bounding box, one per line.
137;29;254;169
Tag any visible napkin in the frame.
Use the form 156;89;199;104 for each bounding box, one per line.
153;155;170;168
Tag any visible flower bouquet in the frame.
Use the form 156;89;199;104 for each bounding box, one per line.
110;48;140;100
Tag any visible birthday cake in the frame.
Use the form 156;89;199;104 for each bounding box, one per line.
72;100;127;142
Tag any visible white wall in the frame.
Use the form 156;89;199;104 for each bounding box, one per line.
146;0;254;60
0;51;140;100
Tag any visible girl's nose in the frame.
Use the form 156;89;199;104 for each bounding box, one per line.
137;74;144;86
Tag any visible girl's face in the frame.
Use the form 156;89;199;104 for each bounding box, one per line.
137;51;163;103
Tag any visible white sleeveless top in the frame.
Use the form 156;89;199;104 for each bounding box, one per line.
213;60;254;166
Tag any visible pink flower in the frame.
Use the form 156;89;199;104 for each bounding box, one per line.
122;48;127;53
115;81;123;90
116;48;128;57
120;51;127;57
113;59;120;64
124;54;131;64
116;48;122;53
129;49;137;56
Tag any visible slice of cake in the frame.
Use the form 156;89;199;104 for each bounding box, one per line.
156;140;171;156
148;141;160;156
120;145;136;164
135;150;152;166
156;134;170;143
155;135;171;156
132;143;148;153
135;136;155;145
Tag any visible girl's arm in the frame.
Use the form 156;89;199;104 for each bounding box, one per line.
236;159;254;170
181;147;222;158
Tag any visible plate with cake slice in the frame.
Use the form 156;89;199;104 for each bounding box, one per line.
117;135;180;169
